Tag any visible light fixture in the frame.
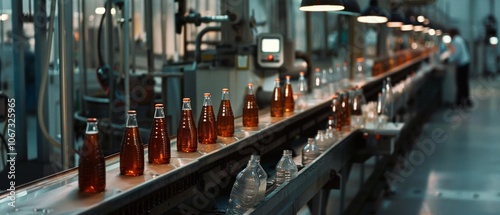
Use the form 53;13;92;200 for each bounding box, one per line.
489;36;498;45
300;0;345;12
417;15;425;23
400;16;414;31
0;14;8;21
413;25;424;32
442;35;452;43
387;10;404;27
333;0;360;16
94;7;116;15
436;29;443;36
429;29;436;36
357;0;388;24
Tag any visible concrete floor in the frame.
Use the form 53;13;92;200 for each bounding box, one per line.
377;77;500;215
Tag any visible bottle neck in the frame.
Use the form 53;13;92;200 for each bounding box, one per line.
126;114;138;128
154;107;166;119
203;96;212;106
86;122;98;134
182;101;192;111
221;92;230;101
286;77;291;85
247;85;254;95
307;138;316;146
274;81;280;88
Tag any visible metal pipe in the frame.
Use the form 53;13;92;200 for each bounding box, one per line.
194;26;221;65
161;0;167;64
131;0;136;74
79;0;88;115
58;0;74;169
145;0;154;73
123;0;130;113
35;0;50;163
105;0;115;146
11;0;27;161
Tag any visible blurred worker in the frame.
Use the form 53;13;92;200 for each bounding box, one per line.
446;28;472;108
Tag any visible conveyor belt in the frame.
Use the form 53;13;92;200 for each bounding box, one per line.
0;52;437;215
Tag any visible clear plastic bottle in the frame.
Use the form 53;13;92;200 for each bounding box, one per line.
284;76;295;113
315;130;329;152
217;88;235;137
149;104;171;164
313;68;323;99
270;78;284;117
120;110;145;176
198;93;217;144
177;98;198;152
382;77;394;121
326;115;338;141
302;138;321;166
250;155;267;204
79;118;106;193
297;71;308;110
227;159;260;214
351;87;366;129
274;150;298;186
243;84;259;127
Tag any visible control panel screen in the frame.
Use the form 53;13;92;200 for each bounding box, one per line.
261;38;280;53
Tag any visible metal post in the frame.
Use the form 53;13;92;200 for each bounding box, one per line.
123;0;130;113
323;12;329;57
161;0;167;64
105;0;115;147
145;0;154;73
131;0;136;74
35;0;50;164
79;0;88;115
58;0;74;169
11;0;27;161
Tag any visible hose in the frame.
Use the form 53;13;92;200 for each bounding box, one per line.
37;0;61;149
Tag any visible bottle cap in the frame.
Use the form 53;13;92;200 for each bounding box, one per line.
128;110;136;114
247;83;253;87
154;103;164;107
204;93;211;97
183;98;191;102
315;68;320;72
87;118;97;122
299;71;305;76
328;115;334;120
285;75;291;79
222;88;229;92
275;78;280;82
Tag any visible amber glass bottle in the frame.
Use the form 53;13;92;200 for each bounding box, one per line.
271;78;284;117
177;98;198;152
284;75;295;113
120;110;145;176
331;95;342;131
217;88;235;137
242;84;259;127
341;91;351;127
198;93;217;144
148;104;170;164
79;118;106;193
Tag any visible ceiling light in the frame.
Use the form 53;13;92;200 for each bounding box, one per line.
387;11;404;28
333;0;361;16
417;15;425;23
357;0;388;24
442;35;452;43
300;0;345;12
429;29;436;35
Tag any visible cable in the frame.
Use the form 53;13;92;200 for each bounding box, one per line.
37;0;60;149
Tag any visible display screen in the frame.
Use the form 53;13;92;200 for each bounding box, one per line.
261;38;280;53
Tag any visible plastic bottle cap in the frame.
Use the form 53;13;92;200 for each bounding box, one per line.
128;110;136;114
155;103;164;107
247;83;253;87
204;93;211;97
87;118;97;122
183;98;191;102
222;88;229;92
286;75;291;79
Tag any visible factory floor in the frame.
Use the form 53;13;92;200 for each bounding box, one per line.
298;76;500;215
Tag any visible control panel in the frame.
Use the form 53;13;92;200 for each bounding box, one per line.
257;34;284;68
